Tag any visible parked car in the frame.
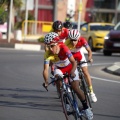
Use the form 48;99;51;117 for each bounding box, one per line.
80;22;114;51
103;22;120;56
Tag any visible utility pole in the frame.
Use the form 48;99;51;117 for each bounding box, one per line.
53;0;57;21
77;0;82;32
24;0;28;41
34;0;38;34
7;0;13;43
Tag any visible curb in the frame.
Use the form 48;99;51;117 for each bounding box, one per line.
104;62;120;76
0;43;44;51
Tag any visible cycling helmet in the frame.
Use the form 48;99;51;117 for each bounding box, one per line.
68;29;80;40
44;32;59;44
63;21;72;29
52;20;63;30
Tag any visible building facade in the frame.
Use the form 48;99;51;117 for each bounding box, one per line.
33;0;120;24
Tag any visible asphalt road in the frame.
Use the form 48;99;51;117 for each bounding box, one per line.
0;49;120;120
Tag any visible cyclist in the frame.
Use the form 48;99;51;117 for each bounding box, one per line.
63;21;73;29
65;29;97;103
43;32;93;120
45;20;70;74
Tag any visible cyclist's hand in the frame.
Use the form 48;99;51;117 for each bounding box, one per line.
42;82;48;91
89;59;93;63
70;72;76;79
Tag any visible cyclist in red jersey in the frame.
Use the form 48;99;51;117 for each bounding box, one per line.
43;32;93;119
52;20;69;43
66;29;97;103
48;20;70;74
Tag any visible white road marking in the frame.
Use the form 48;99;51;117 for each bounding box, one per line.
91;76;120;84
91;62;120;84
91;63;113;66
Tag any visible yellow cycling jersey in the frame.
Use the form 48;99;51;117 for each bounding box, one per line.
44;39;73;64
65;39;75;50
44;50;60;64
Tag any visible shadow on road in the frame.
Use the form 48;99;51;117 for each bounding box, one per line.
0;87;62;112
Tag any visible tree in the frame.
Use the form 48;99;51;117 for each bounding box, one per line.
0;0;23;28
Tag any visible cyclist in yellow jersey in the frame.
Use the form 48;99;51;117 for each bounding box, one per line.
65;29;97;103
43;32;93;119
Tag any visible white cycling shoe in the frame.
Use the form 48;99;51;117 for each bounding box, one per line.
90;93;97;103
66;104;70;112
84;107;93;120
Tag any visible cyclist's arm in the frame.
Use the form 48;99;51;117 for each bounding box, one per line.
43;62;49;85
68;55;77;75
43;51;52;85
84;45;93;62
81;37;93;62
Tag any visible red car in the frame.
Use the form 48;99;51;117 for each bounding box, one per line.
103;22;120;56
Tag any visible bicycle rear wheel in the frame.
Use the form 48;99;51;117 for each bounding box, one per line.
60;89;82;120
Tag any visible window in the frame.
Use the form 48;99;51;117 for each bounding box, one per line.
94;0;115;9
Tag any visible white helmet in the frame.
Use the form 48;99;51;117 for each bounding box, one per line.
44;32;59;44
68;29;80;40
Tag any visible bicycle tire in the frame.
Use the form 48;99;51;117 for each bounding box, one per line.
61;89;83;120
81;77;92;109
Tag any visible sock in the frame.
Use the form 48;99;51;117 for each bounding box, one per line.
89;85;93;93
81;100;88;109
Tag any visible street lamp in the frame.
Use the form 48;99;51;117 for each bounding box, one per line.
77;0;82;32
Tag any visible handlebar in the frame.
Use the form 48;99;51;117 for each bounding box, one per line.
77;60;91;66
43;73;69;91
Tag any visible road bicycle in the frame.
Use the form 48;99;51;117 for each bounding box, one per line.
46;73;90;120
77;61;92;109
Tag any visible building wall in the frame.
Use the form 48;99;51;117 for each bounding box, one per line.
34;0;120;24
37;0;53;21
74;0;88;22
57;0;68;22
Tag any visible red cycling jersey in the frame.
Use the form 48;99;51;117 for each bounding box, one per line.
75;37;89;48
58;28;69;43
57;43;73;74
65;36;89;62
58;43;72;61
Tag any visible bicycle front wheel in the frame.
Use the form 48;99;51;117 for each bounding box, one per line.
60;89;82;120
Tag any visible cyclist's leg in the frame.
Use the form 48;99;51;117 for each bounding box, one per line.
70;68;93;119
70;68;88;109
54;69;63;95
81;66;93;92
80;50;93;90
80;53;97;103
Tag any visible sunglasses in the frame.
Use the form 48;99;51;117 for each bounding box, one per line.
70;39;77;42
47;43;57;48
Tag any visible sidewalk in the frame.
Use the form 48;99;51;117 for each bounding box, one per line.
0;39;44;51
0;39;120;76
